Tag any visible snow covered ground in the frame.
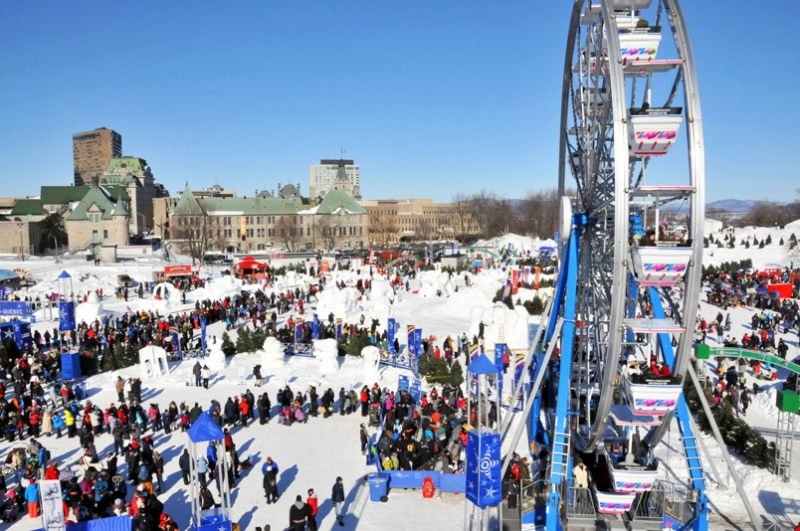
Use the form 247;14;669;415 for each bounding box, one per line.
0;220;799;530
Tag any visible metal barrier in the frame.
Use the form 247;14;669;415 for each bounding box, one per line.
378;348;420;378
283;342;315;357
562;481;596;520
167;349;206;361
658;479;696;525
629;481;666;520
520;479;548;515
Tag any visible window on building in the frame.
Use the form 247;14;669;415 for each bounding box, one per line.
103;230;108;239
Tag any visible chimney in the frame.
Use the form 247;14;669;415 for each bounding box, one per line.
91;173;100;188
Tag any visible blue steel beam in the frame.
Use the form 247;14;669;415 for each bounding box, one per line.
648;287;708;531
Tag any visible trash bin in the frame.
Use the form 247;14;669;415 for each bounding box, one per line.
368;474;388;502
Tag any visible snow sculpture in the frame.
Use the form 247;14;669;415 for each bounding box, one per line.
362;345;381;384
139;345;169;379
205;343;227;371
314;338;340;375
470;302;531;353
261;336;287;370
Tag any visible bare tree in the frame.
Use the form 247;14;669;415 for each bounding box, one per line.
516;188;561;237
368;205;397;247
316;215;339;250
416;217;437;242
171;200;220;267
451;193;477;243
275;216;301;252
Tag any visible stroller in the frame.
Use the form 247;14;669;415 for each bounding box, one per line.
368;409;380;428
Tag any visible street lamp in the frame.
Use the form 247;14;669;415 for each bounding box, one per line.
16;221;24;262
53;236;60;264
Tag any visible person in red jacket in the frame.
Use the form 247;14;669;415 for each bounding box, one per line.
239;400;250;428
306;488;318;531
44;462;60;480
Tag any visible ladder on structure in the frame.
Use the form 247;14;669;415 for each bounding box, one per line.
775;408;795;481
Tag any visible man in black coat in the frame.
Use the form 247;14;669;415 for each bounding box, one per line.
288;495;308;531
179;449;191;485
331;477;345;526
257;393;271;425
193;362;202;386
224;398;238;427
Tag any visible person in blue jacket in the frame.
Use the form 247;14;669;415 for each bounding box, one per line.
261;457;279;504
197;456;209;488
25;478;40;518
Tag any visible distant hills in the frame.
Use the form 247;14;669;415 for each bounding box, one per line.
659;199;784;214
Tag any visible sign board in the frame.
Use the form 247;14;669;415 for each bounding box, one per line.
164;265;192;276
409;378;422;402
398;374;410;391
0;301;31;317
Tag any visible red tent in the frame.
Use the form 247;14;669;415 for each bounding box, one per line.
233;256;268;274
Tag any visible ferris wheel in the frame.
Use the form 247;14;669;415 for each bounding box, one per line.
543;0;707;526
557;0;705;454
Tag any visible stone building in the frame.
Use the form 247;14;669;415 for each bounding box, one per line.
102;156;167;236
360;198;478;245
73;127;122;186
65;176;130;254
167;184;367;254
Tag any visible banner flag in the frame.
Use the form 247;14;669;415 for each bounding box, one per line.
172;331;182;359
294;318;304;343
407;325;415;357
398;374;409;391
201;318;207;351
466;430;502;507
494;344;505;394
388;318;396;353
336;318;343;341
414;328;422;360
534;267;542;290
40;479;66;531
58;302;75;332
312;313;320;339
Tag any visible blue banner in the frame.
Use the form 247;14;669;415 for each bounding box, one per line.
312;313;319;339
0;301;30;317
172;330;182;360
495;344;505;394
409;378;422;402
13;321;32;351
335;318;343;341
398;374;409;391
0;288;6;300
414;328;422;359
294;319;303;343
466;430;502;507
407;325;415;357
514;351;525;390
201;318;207;351
59;302;75;331
387;318;396;353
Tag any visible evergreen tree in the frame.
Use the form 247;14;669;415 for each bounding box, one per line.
236;328;253;354
766;234;772;245
221;332;236;356
759;241;765;249
780;237;785;245
745;241;750;249
449;360;465;388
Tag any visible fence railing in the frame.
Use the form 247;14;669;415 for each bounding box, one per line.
562;481;595;520
520;479;548;515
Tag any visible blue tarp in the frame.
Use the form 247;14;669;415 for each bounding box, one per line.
188;412;224;442
37;514;131;531
468;353;499;375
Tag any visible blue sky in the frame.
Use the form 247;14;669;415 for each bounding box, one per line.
0;1;796;204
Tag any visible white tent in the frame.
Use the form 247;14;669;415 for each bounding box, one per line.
139;345;169;379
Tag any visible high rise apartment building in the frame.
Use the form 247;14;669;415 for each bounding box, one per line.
309;159;361;200
73;127;122;185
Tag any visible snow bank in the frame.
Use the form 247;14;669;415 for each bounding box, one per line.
362;345;381;384
316;287;361;318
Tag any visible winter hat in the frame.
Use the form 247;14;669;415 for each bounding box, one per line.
308;489;314;495
114;499;123;505
296;495;302;501
336;476;342;482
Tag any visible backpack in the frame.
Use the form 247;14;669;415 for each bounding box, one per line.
138;464;149;481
